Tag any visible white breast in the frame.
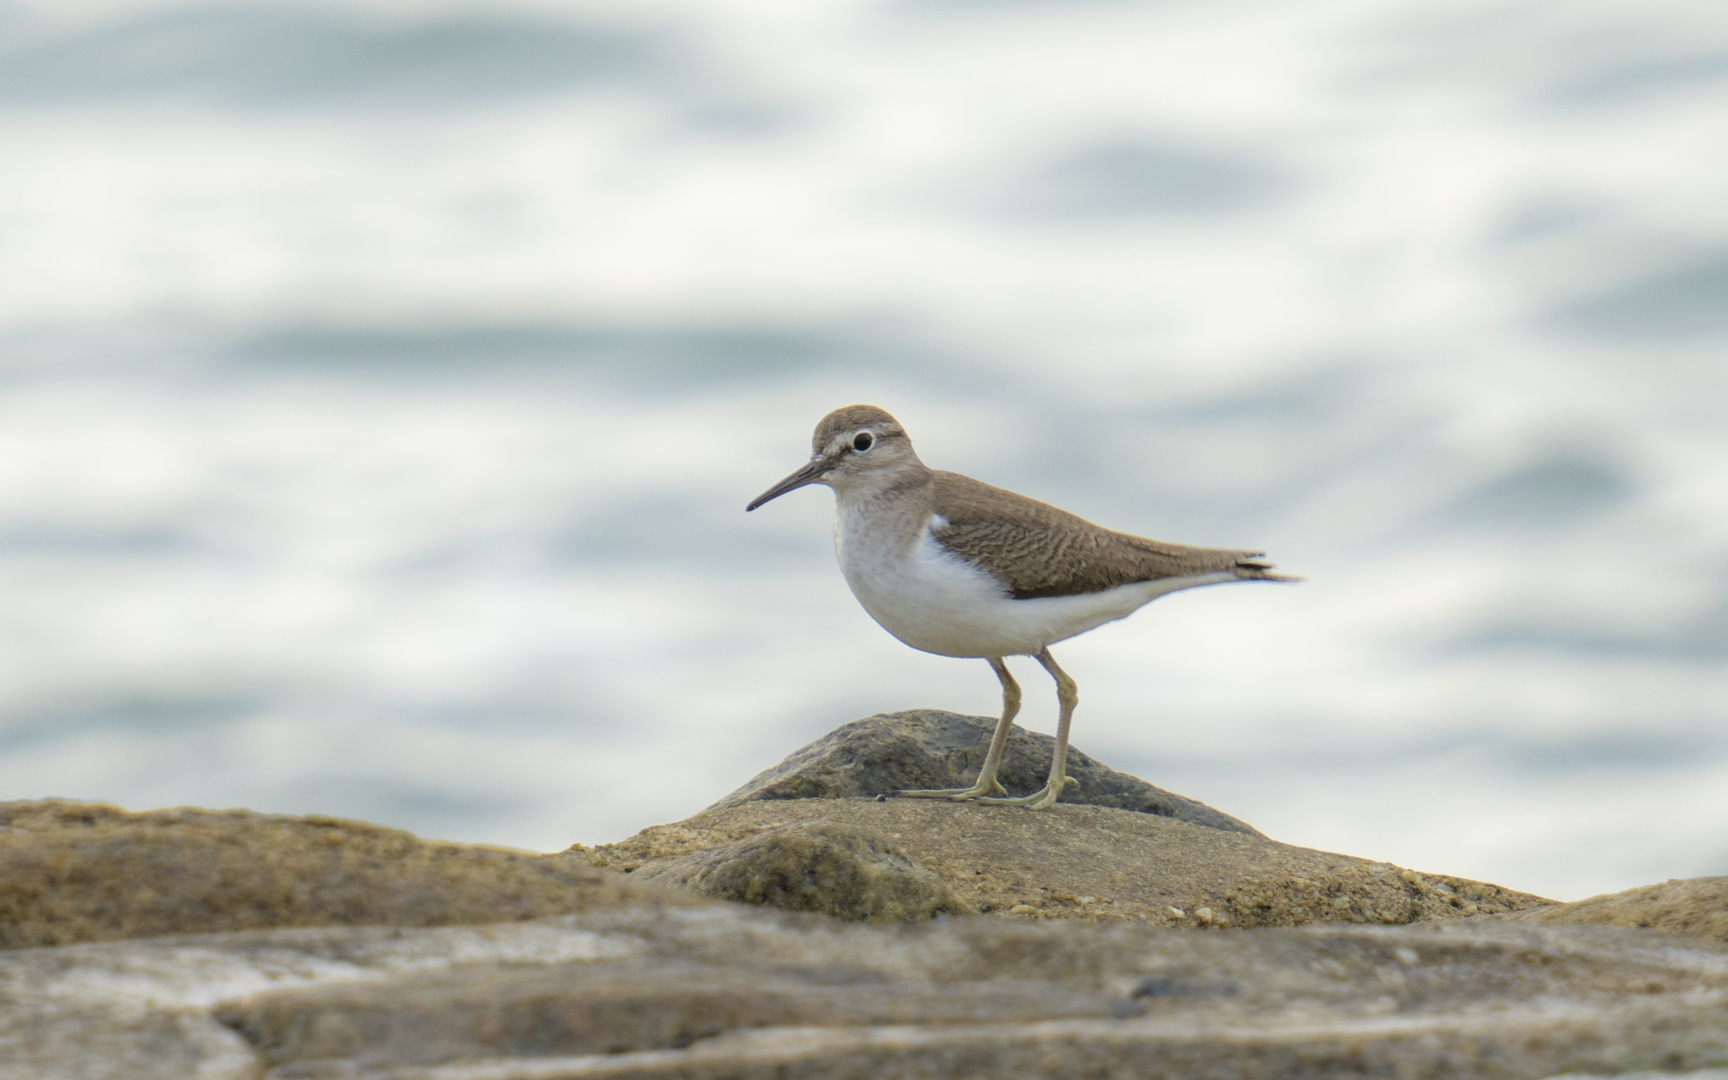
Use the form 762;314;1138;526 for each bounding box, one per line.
833;500;1232;658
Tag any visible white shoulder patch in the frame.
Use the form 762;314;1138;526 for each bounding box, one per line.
928;513;950;530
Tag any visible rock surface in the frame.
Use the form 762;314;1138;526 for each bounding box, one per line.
711;709;1262;836
1497;876;1728;943
632;820;971;921
5;721;1722;1079
5;903;1728;1080
3;740;1724;1078
0;800;696;950
569;797;1552;926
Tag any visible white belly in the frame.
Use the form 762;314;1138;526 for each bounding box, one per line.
833;502;1231;658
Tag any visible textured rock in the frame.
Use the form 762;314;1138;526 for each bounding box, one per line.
1496;876;1728;944
6;905;1728;1079
0;785;1719;1078
569;797;1553;926
711;709;1262;836
631;820;971;921
0;799;695;950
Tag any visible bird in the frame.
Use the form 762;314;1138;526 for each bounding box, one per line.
745;404;1296;811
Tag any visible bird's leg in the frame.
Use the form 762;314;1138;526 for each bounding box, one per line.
970;657;1018;796
896;657;1017;800
979;647;1076;810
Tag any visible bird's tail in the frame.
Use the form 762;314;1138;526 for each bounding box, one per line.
1231;555;1303;583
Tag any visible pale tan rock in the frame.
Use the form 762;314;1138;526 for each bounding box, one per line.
0;799;695;950
1;787;1722;1078
631;821;971;922
6;905;1728;1079
0;1002;258;1080
1495;876;1728;944
567;797;1552;927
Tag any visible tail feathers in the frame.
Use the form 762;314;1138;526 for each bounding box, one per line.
1232;555;1303;583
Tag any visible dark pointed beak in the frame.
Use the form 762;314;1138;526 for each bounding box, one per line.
746;458;828;511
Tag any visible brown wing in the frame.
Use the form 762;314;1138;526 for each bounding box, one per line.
929;471;1291;600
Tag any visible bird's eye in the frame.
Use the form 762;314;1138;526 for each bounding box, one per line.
853;432;874;452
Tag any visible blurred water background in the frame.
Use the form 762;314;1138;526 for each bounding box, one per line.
0;0;1724;901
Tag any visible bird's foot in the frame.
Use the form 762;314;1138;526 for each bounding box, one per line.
976;775;1076;811
895;777;1008;800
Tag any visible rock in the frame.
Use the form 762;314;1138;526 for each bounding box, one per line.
711;709;1262;836
631;821;971;922
6;904;1728;1079
0;799;695;950
567;797;1554;926
0;771;1719;1077
1494;876;1728;944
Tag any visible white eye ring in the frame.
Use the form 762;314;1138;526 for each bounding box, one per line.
852;431;874;452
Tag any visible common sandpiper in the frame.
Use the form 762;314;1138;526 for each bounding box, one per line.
746;404;1296;810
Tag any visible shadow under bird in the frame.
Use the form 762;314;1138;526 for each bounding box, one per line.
746;405;1298;810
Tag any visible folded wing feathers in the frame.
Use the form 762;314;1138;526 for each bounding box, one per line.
929;471;1299;599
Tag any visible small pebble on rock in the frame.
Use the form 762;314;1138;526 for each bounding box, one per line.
1007;904;1038;916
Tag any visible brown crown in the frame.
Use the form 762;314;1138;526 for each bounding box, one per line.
812;405;905;451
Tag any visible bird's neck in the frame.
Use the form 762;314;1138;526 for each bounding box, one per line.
832;463;936;559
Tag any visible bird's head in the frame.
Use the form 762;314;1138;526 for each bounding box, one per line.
746;404;921;510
